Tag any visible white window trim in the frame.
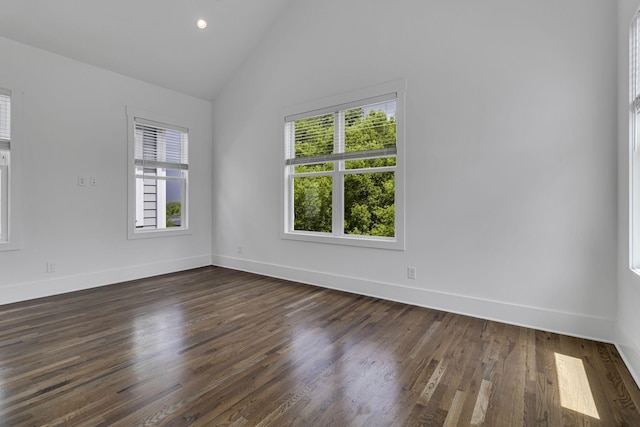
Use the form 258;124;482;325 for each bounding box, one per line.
126;106;191;240
0;82;22;252
281;79;406;250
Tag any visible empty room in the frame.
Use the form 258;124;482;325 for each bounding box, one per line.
1;0;640;425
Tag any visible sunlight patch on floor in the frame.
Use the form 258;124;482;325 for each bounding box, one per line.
554;352;600;419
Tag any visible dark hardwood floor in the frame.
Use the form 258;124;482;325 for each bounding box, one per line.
0;266;639;426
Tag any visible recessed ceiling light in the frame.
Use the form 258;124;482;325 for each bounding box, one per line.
196;19;208;29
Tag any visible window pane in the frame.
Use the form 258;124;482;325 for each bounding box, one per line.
294;114;334;159
136;176;158;228
136;175;184;229
293;175;332;233
345;100;396;153
344;172;395;237
345;157;396;170
166;169;183;228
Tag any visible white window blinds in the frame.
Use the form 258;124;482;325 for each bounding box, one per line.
134;117;188;171
0;89;10;151
633;14;640;112
285;93;397;166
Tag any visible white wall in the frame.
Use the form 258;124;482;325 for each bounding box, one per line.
618;0;640;387
212;0;618;341
0;36;212;304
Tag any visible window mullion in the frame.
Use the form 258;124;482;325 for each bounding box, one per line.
333;111;345;236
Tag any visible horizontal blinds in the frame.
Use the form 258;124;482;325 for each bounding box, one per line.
134;118;188;170
633;13;640;111
632;13;640;152
285;92;396;123
289;113;334;161
286;95;397;165
0;91;10;150
134;117;188;134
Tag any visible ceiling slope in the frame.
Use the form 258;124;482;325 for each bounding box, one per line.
0;0;292;100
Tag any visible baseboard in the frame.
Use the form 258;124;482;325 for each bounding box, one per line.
3;254;616;343
615;324;640;389
212;255;615;343
0;255;212;306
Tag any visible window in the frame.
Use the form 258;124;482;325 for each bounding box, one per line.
0;88;10;244
283;81;405;249
632;13;640;270
127;109;189;238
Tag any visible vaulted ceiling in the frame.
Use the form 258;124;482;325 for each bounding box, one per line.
0;0;292;100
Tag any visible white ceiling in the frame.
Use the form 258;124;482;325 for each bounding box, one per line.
0;0;292;100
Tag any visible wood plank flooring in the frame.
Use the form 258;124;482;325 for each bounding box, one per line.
0;266;639;426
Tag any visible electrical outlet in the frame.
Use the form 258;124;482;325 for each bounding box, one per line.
90;177;97;186
46;262;56;273
407;266;416;280
77;176;86;187
237;245;243;255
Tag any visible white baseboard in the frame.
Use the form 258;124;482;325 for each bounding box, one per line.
212;255;615;343
0;255;212;306
2;254;617;345
615;324;640;389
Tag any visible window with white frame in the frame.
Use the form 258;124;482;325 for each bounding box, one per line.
0;89;11;244
128;111;189;238
283;82;405;249
632;13;640;270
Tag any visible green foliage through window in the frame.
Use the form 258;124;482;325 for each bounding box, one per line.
293;176;332;232
166;201;181;228
344;172;394;237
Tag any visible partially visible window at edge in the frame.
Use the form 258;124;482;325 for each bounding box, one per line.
0;88;11;244
631;12;640;270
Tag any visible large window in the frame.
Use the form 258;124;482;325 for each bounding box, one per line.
127;109;189;238
283;81;405;249
632;13;640;270
0;89;11;244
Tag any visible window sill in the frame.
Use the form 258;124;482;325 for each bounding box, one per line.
0;241;19;252
128;228;191;240
282;230;404;251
